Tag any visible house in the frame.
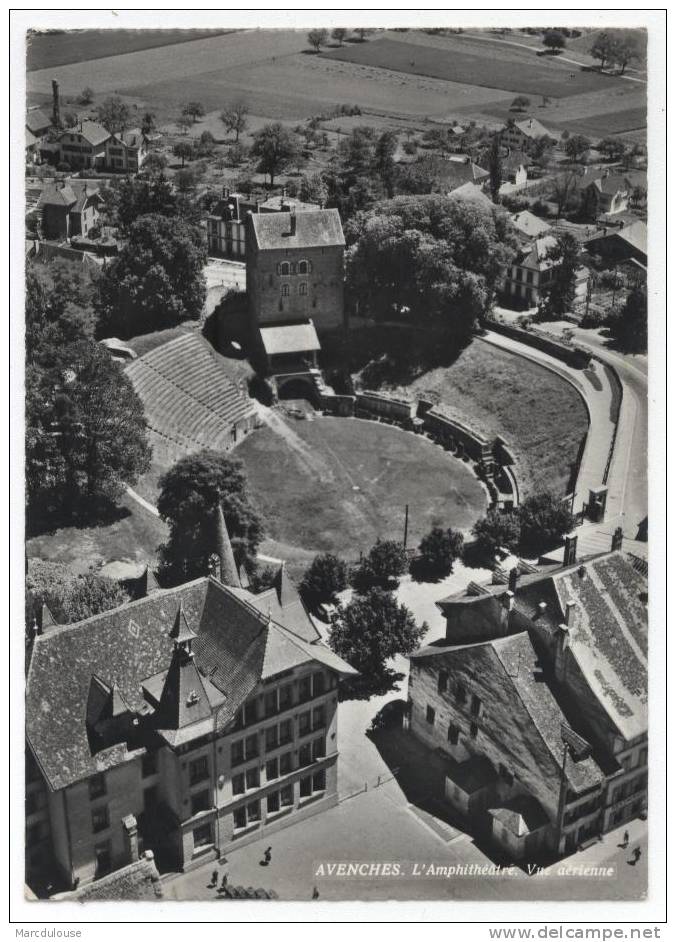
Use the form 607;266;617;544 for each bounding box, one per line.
104;128;149;173
585;219;647;267
55;121;111;170
500;117;558;156
26;108;54;139
25;518;357;890
502;235;588;309
206;191;319;260
408;540;647;861
582;171;646;221
418;155;490;194
37;180;103;241
449;181;495;209
510;210;552;242
501;149;530;188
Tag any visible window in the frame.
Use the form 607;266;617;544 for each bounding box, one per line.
312;706;325;730
526;271;533;285
300;776;312;798
89;773;106;801
266;757;279;781
265;726;279;752
455;682;467;704
193;823;212;849
312;737;325;760
247;800;260;823
264;689;278;717
299;711;311;736
299;743;312;767
189;756;209;786
280;752;293;775
279;719;293;745
267;791;280;814
94;841;111;877
299;282;308;296
231;740;244;766
447;724;460;745
245;734;258;760
470;694;482;717
438;671;448;694
312;672;325;697
470;722;479;739
244;700;258;726
298;676;312;702
281;784;294;807
233;807;247;830
312;770;326;792
232;773;245;796
639;748;648;767
245;766;260;790
191;790;210;816
91;806;109;834
281;284;290;297
279;684;293;711
279;262;290;276
298;260;310;275
426;706;435;725
621;755;633;772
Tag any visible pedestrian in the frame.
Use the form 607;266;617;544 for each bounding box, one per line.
633;845;642;863
220;872;229;892
210;869;218;887
264;846;272;864
312;885;320;899
623;830;629;847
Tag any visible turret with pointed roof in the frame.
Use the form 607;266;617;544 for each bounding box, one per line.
136;565;160;599
213;502;241;588
156;602;212;736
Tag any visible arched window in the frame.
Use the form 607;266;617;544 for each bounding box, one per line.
298;259;311;275
299;282;308;296
279;261;291;276
281;284;290;297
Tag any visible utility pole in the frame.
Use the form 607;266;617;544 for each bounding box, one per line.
403;504;409;550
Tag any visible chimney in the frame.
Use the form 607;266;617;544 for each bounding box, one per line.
536;601;547;619
502;590;515;612
508;567;519;593
528;118;533;129
565;600;577;628
563;532;578;567
554;623;572;682
289;206;296;236
51;79;61;128
611;527;624;552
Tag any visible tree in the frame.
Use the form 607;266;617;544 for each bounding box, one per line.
104;174;199;230
176;114;193;135
613;33;640;74
307;28;329;52
250;122;299;187
471;509;521;560
488;134;503;203
331;28;348;45
373;130;397;198
175;167;197;192
141;151;168;176
95;95;130;133
510;96;531;112
551;169;581;219
173;140;193;167
597;136;627;163
26;339;151;525
25;559;129;640
329;588;427;694
299;553;349;607
97;213;207;337
539;233;580;318
355;28;374;41
226;142;248;167
564;134;591;164
417;526;464;578
157;450;263;584
298;171;329;206
140;112;156;135
220;101;249;142
606;285;647;353
351;538;409;591
590;30;616;71
518;493;576;555
182;101;206;123
543;29;566;52
78;87;94;105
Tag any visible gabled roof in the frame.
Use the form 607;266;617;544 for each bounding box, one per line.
511;210;551;240
26;577;353;790
584;173;632;195
588;220;647;259
26;109;53;135
517;235;559;271
70;855;163;901
60;121;111;148
26;129;39;149
259;321;321;356
418;155;489;191
450;181;494;208
38;183;77;208
250;209;345;251
505;117;556;140
113;128;144;148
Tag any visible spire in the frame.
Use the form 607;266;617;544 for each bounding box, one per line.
273;561;296;608
170;600;197;648
137;565;160;598
214;503;241;588
40;603;57;632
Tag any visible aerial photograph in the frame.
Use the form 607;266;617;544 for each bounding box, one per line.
20;16;655;913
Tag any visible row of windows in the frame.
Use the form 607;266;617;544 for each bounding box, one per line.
277;260;312;276
232;770;326;830
612;774;648;805
232;706;325;766
232;737;325;796
425;705;479;742
234;672;326;729
435;673;482;716
280;282;309;297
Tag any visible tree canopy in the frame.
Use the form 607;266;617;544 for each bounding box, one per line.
471;492;577;561
417;526;464;578
345;194;517;334
606;284;647;353
538;233;581;318
95;95;130;134
97;212;207;337
250;122;299;187
299;553;349;607
157;450;263;585
307;28;329;52
182;101;206;122
351;538;409;591
543;29;566;51
220;101;249;142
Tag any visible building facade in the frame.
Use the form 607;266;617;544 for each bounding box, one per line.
206;193;319;259
502;235;589;309
408;545;647;861
53;121;148;173
500;117;557;156
37;180;102;241
26;529;356;890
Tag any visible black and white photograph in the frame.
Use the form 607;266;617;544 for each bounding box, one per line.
10;7;666;930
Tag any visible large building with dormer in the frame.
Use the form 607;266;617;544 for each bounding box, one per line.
25;513;356;890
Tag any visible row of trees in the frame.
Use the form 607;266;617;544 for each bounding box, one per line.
590;30;642;74
307;28;373;51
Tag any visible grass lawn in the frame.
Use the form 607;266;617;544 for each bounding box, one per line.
26;493;167;575
27;28;236;71
323;36;613;99
235;415;487;571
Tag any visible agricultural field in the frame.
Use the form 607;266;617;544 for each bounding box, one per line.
235;415;487;571
26;28;235;71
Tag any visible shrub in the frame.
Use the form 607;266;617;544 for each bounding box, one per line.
417;526;464;578
300;553;349;607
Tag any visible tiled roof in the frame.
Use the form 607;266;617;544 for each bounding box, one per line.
115;128;144;148
588;220;647;259
231;564;321;643
71;856;163;901
259;196;320;213
418;156;489;191
26;578;354;790
250;209;345;251
60;121;111;148
38;183;77;208
450;181;494;208
259;321;321;356
511;211;551;240
506;118;556;140
26;109;53;135
26;129;39;149
518;235;559;271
